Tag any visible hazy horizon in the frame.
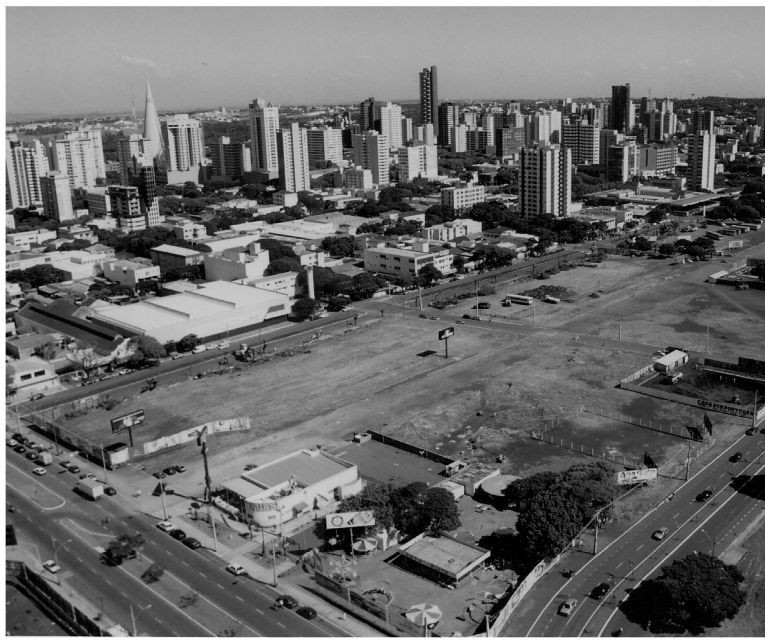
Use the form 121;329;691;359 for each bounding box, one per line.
6;6;765;118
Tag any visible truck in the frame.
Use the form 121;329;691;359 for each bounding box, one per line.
76;479;104;500
36;452;53;466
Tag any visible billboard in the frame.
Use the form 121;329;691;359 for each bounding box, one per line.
616;468;658;486
438;327;454;340
325;511;376;530
110;409;145;433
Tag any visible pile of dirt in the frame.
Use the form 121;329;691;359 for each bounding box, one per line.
519;285;578;302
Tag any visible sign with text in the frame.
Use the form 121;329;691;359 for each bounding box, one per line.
325;511;376;530
110;409;145;433
616;468;658;486
438;327;454;341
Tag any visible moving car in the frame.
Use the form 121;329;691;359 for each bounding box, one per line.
226;564;247;576
25;452;38;460
67;464;80;474
275;595;298;609
296;606;317;620
168;529;186;541
7;439;18;447
652;527;669;541
558;599;577;616
730;452;743;463
182;537;202;550
591;582;611;600
157;521;176;532
104;486;117;496
32;467;47;476
79;473;96;480
696;489;714;502
42;560;61;574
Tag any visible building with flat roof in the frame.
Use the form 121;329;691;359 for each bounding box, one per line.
203;242;270;282
220;449;361;527
395;534;490;585
441;182;486;213
7;356;60;398
103;259;161;288
150;244;206;276
88;280;290;343
363;239;454;283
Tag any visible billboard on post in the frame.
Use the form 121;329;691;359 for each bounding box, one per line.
438;327;454;341
616;468;658;486
110;409;145;433
325;511;376;530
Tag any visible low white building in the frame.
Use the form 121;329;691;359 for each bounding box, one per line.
173;220;209;241
6;229;58;251
7;357;60;398
363;239;455;283
203;242;270;282
422;218;482;242
441;182;487;212
238;271;299;298
103;259;161;288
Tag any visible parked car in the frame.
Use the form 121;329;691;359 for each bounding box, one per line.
59;460;71;468
79;473;96;480
296;606;317;620
7;439;18;448
168;529;186;541
745;428;756;436
696;489;713;502
25;452;38;461
26;441;38;450
591;582;611;600
104;486;117;496
730;452;743;463
67;465;80;474
42;560;61;574
275;595;298;609
174;465;186;473
13;445;26;454
226;564;247;576
157;521;176;532
182;537;202;550
652;527;669;541
32;467;47;476
153;471;167;479
218;342;230;350
558;599;577;617
30;393;45;401
192;345;206;354
163;466;177;476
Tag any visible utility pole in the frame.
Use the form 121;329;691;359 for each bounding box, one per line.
99;445;109;483
618;319;622;341
271;540;278;587
705;323;710;354
685;443;692;481
159;478;168;520
532;299;536;327
753;390;758;429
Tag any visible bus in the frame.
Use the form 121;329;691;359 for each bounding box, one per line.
507;294;534;305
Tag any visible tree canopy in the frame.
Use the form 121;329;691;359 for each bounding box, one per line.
7;264;67;289
127;335;166;367
291;297;321;321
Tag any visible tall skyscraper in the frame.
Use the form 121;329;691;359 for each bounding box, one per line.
438;102;460;146
689;109;714;135
562;122;600;165
6;134;30;209
142;79;165;163
118;134;147;186
40;171;75;222
209;136;251;181
359;97;378;132
451;124;468;153
52;129;105;190
162;114;205;175
611;84;631;133
401;118;414;146
249;98;280;177
306;127;343;166
352;131;389;186
419;66;439;140
379;102;403;150
687;131;716;191
277;123;310;193
520;145;572;218
135;160;161;227
108;185;144;231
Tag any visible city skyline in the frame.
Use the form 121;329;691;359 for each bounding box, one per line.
6;5;765;118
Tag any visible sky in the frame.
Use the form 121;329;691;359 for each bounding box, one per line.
5;5;765;117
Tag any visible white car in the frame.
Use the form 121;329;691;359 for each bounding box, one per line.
558;599;577;617
43;560;61;574
33;467;47;476
206;344;218;351
192;345;206;354
7;439;18;447
218;342;230;350
157;521;176;532
226;564;247;576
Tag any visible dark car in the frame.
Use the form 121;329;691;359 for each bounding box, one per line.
276;595;298;609
104;486;117;496
67;465;80;474
25;451;38;460
12;433;24;442
153;471;167;479
182;537;201;550
168;529;186;541
696;489;714;502
745;428;756;436
730;452;743;463
591;582;611;601
163;467;177;476
13;445;27;454
296;606;317;620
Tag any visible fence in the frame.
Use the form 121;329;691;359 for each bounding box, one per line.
619;363;656;385
6;559;109;636
529;431;643;468
582;406;709;442
368;430;454;466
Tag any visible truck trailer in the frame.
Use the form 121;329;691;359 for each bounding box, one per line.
76;479;104;500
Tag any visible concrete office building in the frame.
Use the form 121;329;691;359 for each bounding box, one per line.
103;259;161;288
40;171;75;223
5;135;50;209
117;133;147;186
689;109;714;135
209;136;251;181
352;131;389;185
441;182;487;212
203;241;270;282
419;66;439;139
150;244;206;276
343;166;374;190
438;102;461;146
108;186;143;231
379;102;403;150
605;141;640;183
401;117;414;145
162;114;206;183
398;143;438;181
135;160;162;227
562;122;600;165
520;145;572;218
687;131;716;191
451;124;468;153
611;84;631;133
364;239;454;283
495;127;525;159
87;187;112;218
306;127;343;166
277;123;310;193
639;144;678;177
249;98;280;178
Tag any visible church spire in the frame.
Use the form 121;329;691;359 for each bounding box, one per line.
142;76;164;162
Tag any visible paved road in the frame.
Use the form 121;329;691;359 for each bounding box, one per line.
511;430;765;637
5;447;349;638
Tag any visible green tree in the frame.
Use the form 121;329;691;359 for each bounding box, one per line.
321;236;356;258
7;265;67;289
265;257;302;276
177;334;202;353
291;297;321;321
349;272;387;300
622;553;745;634
504;471;558;510
417;263;443;288
423;487;461;535
128;335;166;366
658;243;676;256
515;489;584;560
33;342;57;361
337;481;394;531
391;482;429;534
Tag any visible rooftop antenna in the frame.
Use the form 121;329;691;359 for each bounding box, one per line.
131;89;136;121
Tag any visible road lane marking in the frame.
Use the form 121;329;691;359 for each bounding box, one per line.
216;583;224;590
615;561;623;569
236;596;244;602
198;572;206;578
277;622;286;629
255;608;264;615
635;544;644;551
672;513;680;520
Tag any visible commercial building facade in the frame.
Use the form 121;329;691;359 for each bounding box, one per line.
441;182;487;212
306;127;343;167
398;144;438;181
40;171;75;223
352;131;389;186
687;131;716;191
363;239;454;282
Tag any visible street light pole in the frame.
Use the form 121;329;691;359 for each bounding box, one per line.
129;603;152;637
699;528;716;557
51;536;72;584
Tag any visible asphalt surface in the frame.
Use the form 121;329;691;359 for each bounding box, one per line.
511;429;765;637
5;447;350;637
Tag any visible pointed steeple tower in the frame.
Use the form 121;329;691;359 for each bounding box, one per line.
142;76;165;162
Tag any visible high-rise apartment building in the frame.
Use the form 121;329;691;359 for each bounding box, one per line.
438;102;460;146
162;114;205;174
6;135;50;209
306;127;343;167
135;160;161;227
379;102;403;150
398;144;438;182
561;122;600;165
451;125;468;153
419;66;439;139
52;129;106;190
209;136;251;181
108;185;144;231
40;171;75;222
689;109;714;135
605;141;639;183
495;127;525;158
401;118;414;146
277;123;310;193
686;131;716;191
611;84;631;133
352;131;389;186
249;98;280;178
520;145;572;218
118;134;146;185
639;144;678;177
359;97;378;132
